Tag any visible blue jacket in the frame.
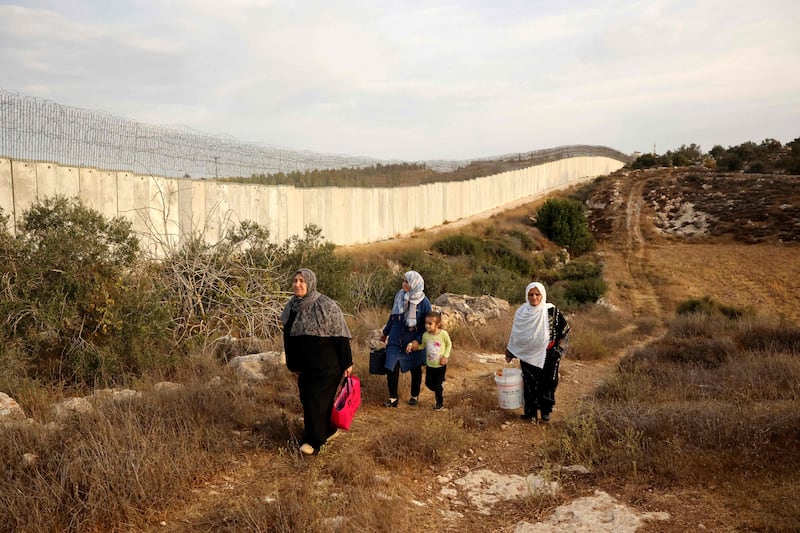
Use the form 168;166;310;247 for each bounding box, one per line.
382;296;432;372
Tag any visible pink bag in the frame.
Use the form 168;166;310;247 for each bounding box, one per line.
331;375;361;430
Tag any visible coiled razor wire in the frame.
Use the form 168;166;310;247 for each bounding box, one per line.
0;89;630;180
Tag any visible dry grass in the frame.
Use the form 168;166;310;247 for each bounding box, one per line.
2;167;799;531
202;473;415;533
0;364;314;532
557;313;800;531
447;313;514;354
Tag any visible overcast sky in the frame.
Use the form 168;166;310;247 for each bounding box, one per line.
1;0;798;162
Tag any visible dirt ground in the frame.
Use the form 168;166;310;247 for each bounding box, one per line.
150;167;799;532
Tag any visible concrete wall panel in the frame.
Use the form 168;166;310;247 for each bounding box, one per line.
203;182;227;244
2;156;625;254
11;161;37;217
55;165;81;198
176;178;195;246
79;168;117;220
188;180;206;238
35;162;80;200
35;162;58;199
115;172;137;230
0;158;14;232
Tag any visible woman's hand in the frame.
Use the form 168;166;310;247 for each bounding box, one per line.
406;340;420;353
380;333;387;343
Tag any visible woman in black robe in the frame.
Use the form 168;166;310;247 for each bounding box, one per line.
280;268;353;455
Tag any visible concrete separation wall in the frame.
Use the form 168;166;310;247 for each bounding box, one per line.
0;156;624;255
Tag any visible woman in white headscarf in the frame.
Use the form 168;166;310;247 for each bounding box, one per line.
505;282;570;422
281;268;353;455
379;270;432;407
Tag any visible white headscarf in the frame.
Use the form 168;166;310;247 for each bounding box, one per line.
506;281;553;368
390;270;426;327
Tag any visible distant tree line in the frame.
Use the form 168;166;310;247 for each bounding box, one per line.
218;145;631;188
629;137;800;174
225;158;555;187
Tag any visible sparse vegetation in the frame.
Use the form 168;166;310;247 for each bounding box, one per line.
557;311;800;531
0;136;798;531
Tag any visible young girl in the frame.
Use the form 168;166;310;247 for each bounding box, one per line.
407;311;452;411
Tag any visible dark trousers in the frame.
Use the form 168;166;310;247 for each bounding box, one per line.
425;365;447;405
387;361;422;399
520;351;560;416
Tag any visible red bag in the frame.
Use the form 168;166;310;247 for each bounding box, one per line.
331;375;361;430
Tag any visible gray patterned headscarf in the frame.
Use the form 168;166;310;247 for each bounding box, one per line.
280;268;351;338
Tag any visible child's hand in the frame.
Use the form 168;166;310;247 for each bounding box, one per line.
406;340;420;353
440;357;448;365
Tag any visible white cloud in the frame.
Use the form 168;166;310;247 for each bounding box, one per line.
0;0;798;160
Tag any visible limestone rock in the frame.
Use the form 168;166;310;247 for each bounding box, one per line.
433;293;510;327
228;352;284;382
51;397;94;422
0;392;26;421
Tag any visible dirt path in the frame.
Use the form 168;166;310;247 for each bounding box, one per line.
623;179;663;319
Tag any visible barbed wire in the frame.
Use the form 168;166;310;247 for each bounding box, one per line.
0;89;630;179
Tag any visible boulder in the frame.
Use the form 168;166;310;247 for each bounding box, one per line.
228;351;284;382
0;392;26;421
93;388;142;403
212;334;267;362
154;381;185;394
51;396;94;422
433;293;510;327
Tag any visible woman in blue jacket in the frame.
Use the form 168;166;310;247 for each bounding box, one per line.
380;270;431;407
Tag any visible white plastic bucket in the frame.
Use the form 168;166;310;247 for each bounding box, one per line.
494;368;523;409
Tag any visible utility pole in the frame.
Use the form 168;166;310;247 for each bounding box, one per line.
213;156;219;179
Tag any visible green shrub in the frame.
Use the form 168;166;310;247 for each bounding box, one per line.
397;248;454;301
0;196;172;385
507;229;538;251
432;233;484;258
558;259;603;280
484;241;535;275
563;277;607;305
676;296;748;319
470;264;527;302
535;198;596;255
275;224;353;305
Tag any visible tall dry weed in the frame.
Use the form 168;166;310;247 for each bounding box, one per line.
556;310;800;531
369;415;469;466
0;362;312;531
447;312;513;353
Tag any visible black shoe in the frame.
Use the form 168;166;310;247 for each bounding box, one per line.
432;403;444;411
383;399;398;408
407;397;418;406
520;413;537;421
540;412;551;422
